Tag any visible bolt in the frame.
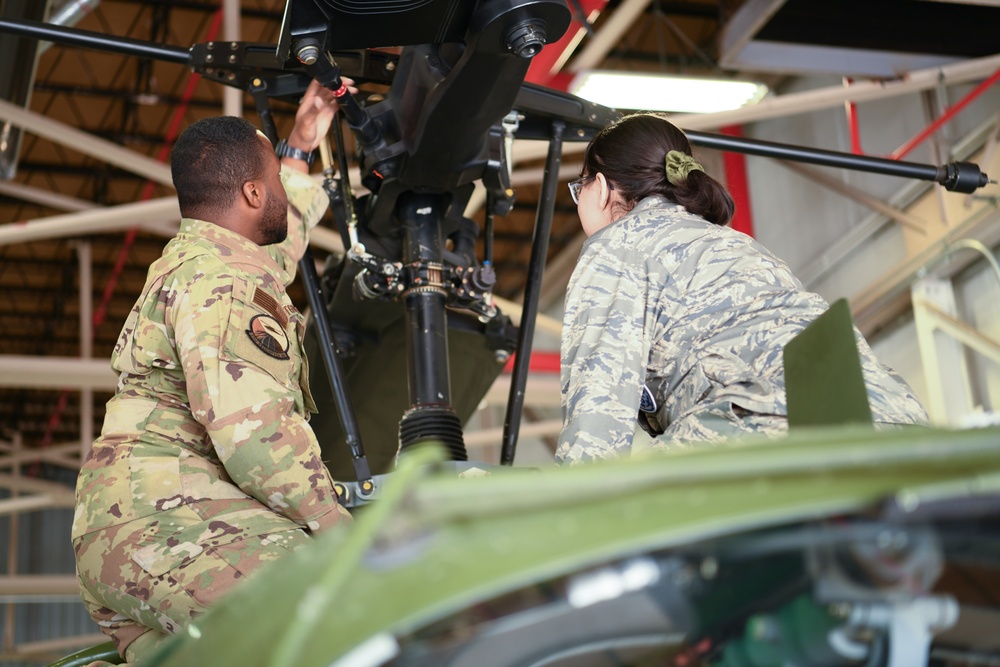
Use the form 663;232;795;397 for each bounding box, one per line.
229;54;236;64
231;41;238;50
495;349;511;364
205;54;214;63
297;44;320;66
386;61;396;72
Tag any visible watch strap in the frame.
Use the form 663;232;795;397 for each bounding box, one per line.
275;138;315;166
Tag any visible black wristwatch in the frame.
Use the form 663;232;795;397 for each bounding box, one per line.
275;139;315;167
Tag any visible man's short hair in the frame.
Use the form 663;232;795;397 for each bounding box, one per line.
171;116;270;219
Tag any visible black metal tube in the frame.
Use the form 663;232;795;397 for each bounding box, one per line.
249;79;278;145
686;130;942;183
303;51;385;152
500;120;564;466
331;116;358;229
404;293;451;405
399;193;452;407
0;16;190;64
298;249;371;482
484;190;495;265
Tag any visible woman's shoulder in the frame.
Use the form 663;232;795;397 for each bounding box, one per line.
621;197;738;250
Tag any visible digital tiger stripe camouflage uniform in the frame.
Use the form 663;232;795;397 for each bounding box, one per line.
72;166;351;663
557;197;928;464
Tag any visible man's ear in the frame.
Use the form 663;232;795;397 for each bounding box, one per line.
241;179;264;209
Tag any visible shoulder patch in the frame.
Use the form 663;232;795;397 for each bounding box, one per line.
246;314;290;360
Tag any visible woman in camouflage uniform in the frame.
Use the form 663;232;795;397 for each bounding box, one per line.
556;113;926;464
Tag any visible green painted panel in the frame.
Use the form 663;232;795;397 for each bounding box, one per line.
140;425;1000;667
784;298;873;428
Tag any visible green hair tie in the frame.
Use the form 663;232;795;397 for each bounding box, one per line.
665;150;703;186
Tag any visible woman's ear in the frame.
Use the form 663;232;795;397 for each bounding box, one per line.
241;179;264;209
595;172;612;209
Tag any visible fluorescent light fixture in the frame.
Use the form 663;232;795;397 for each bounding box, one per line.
569;71;768;114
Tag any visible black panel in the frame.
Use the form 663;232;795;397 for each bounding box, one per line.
297;0;475;49
757;0;1000;58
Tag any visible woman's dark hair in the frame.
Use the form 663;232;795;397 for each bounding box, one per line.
170;116;269;220
583;113;734;226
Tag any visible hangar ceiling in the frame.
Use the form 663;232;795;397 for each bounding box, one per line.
0;0;999;469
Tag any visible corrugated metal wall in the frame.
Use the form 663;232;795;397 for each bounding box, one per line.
0;490;96;667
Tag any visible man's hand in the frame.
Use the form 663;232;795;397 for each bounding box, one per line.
286;77;358;155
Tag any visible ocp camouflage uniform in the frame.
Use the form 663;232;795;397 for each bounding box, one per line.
72;166;351;662
557;197;927;464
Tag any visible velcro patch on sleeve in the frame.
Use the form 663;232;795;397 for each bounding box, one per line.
246;313;290;360
252;288;288;328
225;280;296;387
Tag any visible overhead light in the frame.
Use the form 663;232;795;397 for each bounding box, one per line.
568;71;769;114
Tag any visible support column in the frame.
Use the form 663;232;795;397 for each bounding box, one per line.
222;0;241;118
77;242;93;460
397;193;467;460
913;277;976;425
3;435;20;656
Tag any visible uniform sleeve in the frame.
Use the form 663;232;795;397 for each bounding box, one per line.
171;268;350;533
556;242;654;464
267;166;331;283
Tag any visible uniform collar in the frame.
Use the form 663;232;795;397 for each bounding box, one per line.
176;218;290;284
585;195;682;244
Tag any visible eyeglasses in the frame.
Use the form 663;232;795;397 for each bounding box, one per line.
568;175;594;204
568;175;613;205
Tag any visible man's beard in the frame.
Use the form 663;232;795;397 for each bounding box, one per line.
259;192;288;245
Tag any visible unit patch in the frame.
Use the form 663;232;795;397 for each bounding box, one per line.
246;314;290;360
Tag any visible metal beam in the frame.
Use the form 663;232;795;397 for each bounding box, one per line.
510;53;1000;169
778;161;930;234
0;442;81;470
0;181;97;211
0;196;180;246
674;53;1000;130
0;474;75;502
0;355;116;390
482;373;562;409
492;295;563;338
0;98;174;185
0;494;73;516
569;0;653;71
0;575;80;597
464;418;562;450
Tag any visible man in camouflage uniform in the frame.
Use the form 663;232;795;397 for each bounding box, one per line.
72;79;353;664
557;198;928;465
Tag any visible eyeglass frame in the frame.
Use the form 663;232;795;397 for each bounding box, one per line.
568;175;613;205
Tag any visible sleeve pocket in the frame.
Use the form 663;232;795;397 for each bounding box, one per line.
223;278;298;389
